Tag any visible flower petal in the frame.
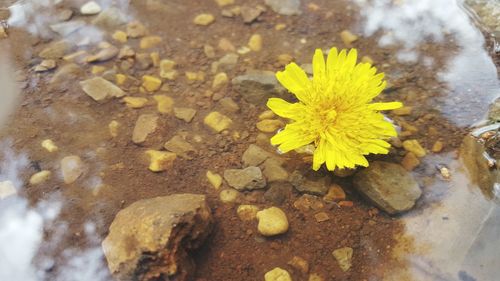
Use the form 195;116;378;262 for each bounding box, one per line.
368;101;403;111
312;49;326;82
276;63;311;103
267;98;305;120
271;124;315;153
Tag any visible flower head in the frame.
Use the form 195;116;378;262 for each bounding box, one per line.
267;48;402;171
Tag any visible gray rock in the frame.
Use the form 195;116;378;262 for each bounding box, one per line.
80;77;125;102
132;114;159;144
264;182;292;205
92;7;128;29
262;158;288;182
49;20;85;37
212;53;239;73
488;97;500;122
224;166;267;190
290;171;329;196
164;135;196;159
232;70;286;104
242;144;273;166
102;194;213;281
265;0;302;16
39;40;73;59
353;161;422;215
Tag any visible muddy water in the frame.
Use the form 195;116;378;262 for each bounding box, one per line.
0;0;498;280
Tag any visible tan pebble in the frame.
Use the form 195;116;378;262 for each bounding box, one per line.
61;155;84;184
340;30;358;46
308;273;325;281
91;65;106;74
141;75;162;92
123;97;148;109
145;150;176;172
29;170;52;185
323;184;346;202
204;44;216;58
402;139;426;157
34;59;57;72
288;256;309;274
159;59;176;78
41;139;58;152
338;201;353;207
150;52;160;67
264;267;292;281
118;45;135;59
194;13;215;26
108;120;119;137
212;72;228;90
161;70;178;80
173;107;197;122
237;46;251;55
308;3;320;11
218;38;235;52
63;50;88;64
236;204;260;221
314;212;330;222
248;34;263;51
206;170;223;189
256;207;289;236
112;30;127;43
204;111;233;132
332;247;353;272
215;0;234;6
126;21;147;38
132;114;158;144
401;152;420;171
277;54;293;66
185;71;205;81
275;23;286;31
153;95;174;114
256;119;284;133
140;36;162;49
393;106;413;116
259;110;276;120
115;74;127;85
361;55;374;64
432;140;444;153
219;189;239;203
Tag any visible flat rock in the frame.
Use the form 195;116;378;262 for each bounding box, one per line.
132;114;159;144
223;166;267;190
264;182;293;205
92;7;128;29
353;161;422;215
80;77;124;102
242;144;273;166
164;135;196;159
265;0;302;15
262;158;288;182
241;6;263;23
232;70;286;104
61;155;85;184
290;171;329;196
49;20;85;37
102;194;213;281
51;63;83;84
86;45;119;62
39;40;73;59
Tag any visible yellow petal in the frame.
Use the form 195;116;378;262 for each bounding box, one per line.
312;48;326;81
368;101;403;111
276;63;311;103
267;98;304;120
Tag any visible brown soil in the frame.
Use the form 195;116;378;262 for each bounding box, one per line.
0;0;474;280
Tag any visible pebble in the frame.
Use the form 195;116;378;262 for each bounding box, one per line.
432;140;444;153
164;135;195;158
204;45;216;58
206;170;223;189
288;256;309;274
219;189;239;203
127;21;147;38
145;150;176;172
212;53;239;73
361;55;374;64
92;7;128;28
58;9;74;21
80;1;101;15
0;181;16;199
215;0;234;6
237;46;251;55
223;166;266;190
39;40;72;59
0;26;7;39
256;119;284;133
142;75;162;92
241;6;263;23
401;152;420;171
185;71;205;82
80;77;125;102
91;65;106;75
140;36;162;49
218;97;240;113
308;273;324;281
290;171;329;196
112;30;128;43
61;155;85;184
262;158;289;182
314;212;330;222
132;114;159;144
194;13;215;26
118;46;135;59
332;247;353;272
264;182;292;205
277;54;294;66
173;107;197;122
123;97;148;109
49;20;85;37
237;205;260;221
29;170;51;185
392;106;413;116
154;95;174;114
218;38;236;52
34;60;57;72
265;0;302;16
248;34;263;51
340;30;358;46
259;110;276;120
160;59;176;76
212;72;229;90
41;139;58;152
115;74;127;85
87;45;119;63
242;144;273;166
402;139;426;157
109;120;119;137
323;184;346;202
204;111;233;132
256;207;289;236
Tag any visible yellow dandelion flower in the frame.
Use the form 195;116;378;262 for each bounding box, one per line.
267;48;402;171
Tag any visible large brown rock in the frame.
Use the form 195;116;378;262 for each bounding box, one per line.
102;194;213;281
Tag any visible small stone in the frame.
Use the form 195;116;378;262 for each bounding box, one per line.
361;55;374;64
275;23;286;30
185;71;205;82
154;95;174;114
392;106;413;116
339;201;354;207
91;65;106;75
401;152;420;171
218;38;235;52
288;256;309;274
142;75;162;92
145;150;176;172
219;189;240;203
58;9;74;21
264;182;292;205
206;171;223;189
61;155;85;184
262;158;288;182
402;139;426;157
212;53;239;73
259;110;276;120
290;171;329;196
160;59;176;77
29;170;51;185
256;119;284;133
432;140;444;153
212;72;229;90
237;46;251;55
277;54;293;66
123;97;148;109
248;34;263;51
132;114;159;144
164;135;195;159
127;21;147;38
112;30;128;43
115;74;127;86
0;181;16;199
215;0;234;6
241;6;263;23
92;7;127;29
314;212;330;222
232;70;286;104
218;97;240;113
39;40;72;59
204;45;216;58
194;13;215;26
340;30;358;46
265;0;302;16
80;77;124;102
332;247;353;272
34;60;57;72
308;273;324;281
242;144;273;167
41;139;58;152
87;45;119;62
237;205;260;221
293;194;324;212
140;36;162;49
173;107;197;122
109;121;119;137
50;20;85;37
80;1;101;15
151;52;159;67
224;166;266;190
161;70;178;80
323;184;346;202
204;111;233;132
256;207;289;236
